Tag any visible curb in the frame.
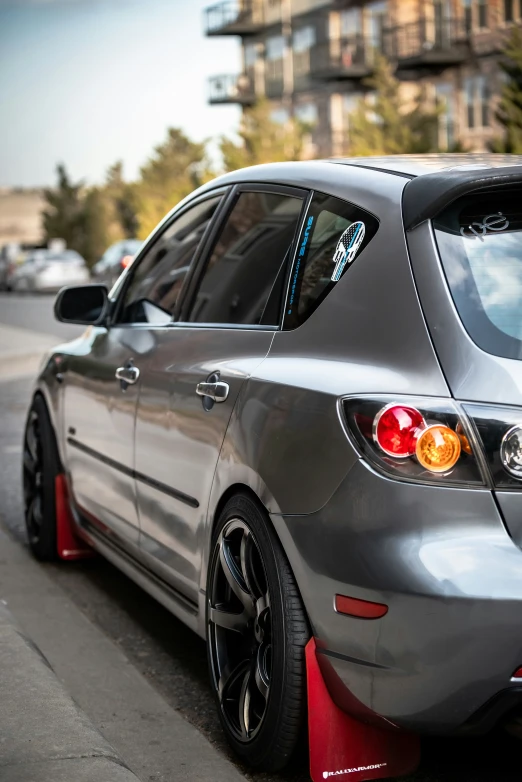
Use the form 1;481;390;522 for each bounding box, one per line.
0;603;141;782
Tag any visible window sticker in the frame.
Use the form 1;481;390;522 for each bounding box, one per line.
287;214;314;315
331;221;366;281
459;211;510;241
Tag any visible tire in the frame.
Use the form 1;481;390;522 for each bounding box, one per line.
206;492;309;771
22;395;60;561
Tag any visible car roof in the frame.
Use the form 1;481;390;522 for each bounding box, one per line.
178;155;522;234
331;153;522;177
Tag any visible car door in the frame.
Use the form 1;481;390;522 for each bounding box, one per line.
62;192;225;550
133;184;308;605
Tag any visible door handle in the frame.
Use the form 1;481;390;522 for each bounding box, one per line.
115;360;140;387
196;381;229;402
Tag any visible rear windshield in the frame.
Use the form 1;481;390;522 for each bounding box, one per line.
433;189;522;360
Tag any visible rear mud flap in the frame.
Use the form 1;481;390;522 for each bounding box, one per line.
55;474;94;560
306;638;420;782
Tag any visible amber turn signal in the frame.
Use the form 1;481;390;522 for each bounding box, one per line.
416;424;461;473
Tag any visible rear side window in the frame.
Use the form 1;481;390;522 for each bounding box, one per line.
433;189;522;360
283;192;379;329
188;190;303;325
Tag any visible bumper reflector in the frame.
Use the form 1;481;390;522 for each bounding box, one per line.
335;594;388;619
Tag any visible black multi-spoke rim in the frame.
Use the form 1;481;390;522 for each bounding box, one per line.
209;519;272;743
23;411;44;545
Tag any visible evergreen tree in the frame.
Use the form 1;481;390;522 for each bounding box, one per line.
105;161;140;238
42;164;86;251
136;128;210;238
490;26;522;153
347;54;439;155
220;100;308;172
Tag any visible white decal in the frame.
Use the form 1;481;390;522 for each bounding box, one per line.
322;763;388;778
332;221;366;281
460;211;510;241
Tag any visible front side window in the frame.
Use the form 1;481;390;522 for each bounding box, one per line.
118;195;222;324
434;190;522;360
284;192;379;329
188;190;303;326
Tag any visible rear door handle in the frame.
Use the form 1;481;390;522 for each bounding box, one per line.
115;360;140;386
196;381;229;402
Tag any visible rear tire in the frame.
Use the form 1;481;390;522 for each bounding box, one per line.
206;492;309;771
22;396;60;561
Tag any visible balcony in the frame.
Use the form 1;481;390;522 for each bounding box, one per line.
311;36;376;80
387;17;470;68
205;1;264;36
208;74;256;105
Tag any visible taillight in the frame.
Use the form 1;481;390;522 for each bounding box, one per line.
121;254;133;269
344;396;484;487
373;404;423;457
464;404;522;488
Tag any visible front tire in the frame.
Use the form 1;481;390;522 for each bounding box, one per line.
207;493;309;771
22;396;60;561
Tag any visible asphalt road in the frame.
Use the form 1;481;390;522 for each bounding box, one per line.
1;293;522;782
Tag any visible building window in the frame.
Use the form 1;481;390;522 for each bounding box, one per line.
464;75;489;129
244;42;257;68
478;76;489;126
342;92;364;134
266;35;284;82
295;102;318;126
293;26;315;53
341;8;362;37
462;0;472;33
270;107;289;124
366;1;388;50
435;83;455;150
293;26;316;76
478;0;488;28
504;0;515;22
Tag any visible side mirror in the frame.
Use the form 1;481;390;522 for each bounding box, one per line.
54;284;109;325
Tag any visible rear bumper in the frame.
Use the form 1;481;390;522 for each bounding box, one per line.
271;459;522;734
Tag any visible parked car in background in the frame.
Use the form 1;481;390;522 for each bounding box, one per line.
9;249;89;292
91;239;142;288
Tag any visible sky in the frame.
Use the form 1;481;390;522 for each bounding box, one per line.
0;0;241;187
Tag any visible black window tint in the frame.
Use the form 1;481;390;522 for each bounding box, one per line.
284;191;379;329
188;190;303;325
118;195;222;324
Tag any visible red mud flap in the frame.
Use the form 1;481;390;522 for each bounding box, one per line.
55;474;95;560
306;638;420;782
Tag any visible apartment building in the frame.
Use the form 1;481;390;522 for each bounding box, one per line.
204;0;519;157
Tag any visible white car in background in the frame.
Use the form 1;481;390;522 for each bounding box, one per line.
9;249;90;293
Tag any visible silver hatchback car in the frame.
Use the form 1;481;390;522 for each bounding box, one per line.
23;155;522;775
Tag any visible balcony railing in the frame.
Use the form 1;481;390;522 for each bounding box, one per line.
208;74;256;105
205;1;264;36
311;36;381;80
386;17;470;67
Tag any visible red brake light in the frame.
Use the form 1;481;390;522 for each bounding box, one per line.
373;404;424;458
121;254;133;269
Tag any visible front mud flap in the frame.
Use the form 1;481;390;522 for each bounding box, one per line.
55;474;95;560
306;638;420;782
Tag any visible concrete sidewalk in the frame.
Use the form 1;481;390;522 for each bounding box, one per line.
0;525;246;782
0;602;141;782
0;322;57;381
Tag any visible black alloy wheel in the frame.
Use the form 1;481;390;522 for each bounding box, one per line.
23;395;59;561
207;493;308;771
